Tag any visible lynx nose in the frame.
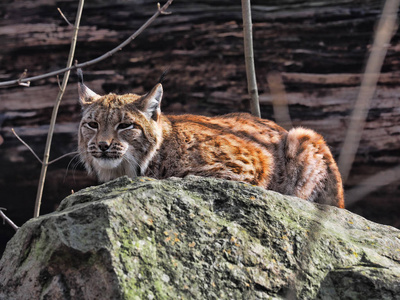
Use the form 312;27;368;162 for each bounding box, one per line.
98;141;110;152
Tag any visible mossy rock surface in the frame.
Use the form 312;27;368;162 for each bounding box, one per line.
1;176;400;299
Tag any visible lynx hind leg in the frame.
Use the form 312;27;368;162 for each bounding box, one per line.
284;127;344;208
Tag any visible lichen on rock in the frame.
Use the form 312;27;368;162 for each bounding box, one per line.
1;176;400;299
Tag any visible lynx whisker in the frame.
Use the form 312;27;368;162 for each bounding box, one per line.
64;153;83;183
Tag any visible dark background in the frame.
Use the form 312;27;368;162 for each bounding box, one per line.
1;0;399;256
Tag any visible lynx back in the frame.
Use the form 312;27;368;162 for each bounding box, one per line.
77;72;344;208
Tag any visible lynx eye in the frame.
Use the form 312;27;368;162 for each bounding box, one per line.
117;123;134;130
87;122;99;129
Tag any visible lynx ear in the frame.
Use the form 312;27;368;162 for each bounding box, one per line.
77;68;100;106
140;83;163;121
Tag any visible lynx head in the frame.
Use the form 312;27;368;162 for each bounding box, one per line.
77;70;164;182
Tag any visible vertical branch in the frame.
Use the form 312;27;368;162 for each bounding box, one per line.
338;0;400;183
267;71;293;130
241;0;261;118
34;0;85;218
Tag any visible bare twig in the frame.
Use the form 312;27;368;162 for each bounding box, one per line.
34;0;85;218
12;128;43;164
12;128;78;165
56;75;62;90
17;69;30;87
0;208;19;231
48;151;79;165
58;7;73;27
338;0;400;183
158;2;171;15
267;71;293;130
241;0;260;117
17;82;30;87
345;164;400;206
0;0;174;88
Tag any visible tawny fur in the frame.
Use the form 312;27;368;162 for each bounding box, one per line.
78;82;344;208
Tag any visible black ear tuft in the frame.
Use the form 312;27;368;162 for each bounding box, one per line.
157;67;170;84
77;69;100;106
77;68;84;84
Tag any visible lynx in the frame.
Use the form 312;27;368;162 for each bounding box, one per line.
77;71;344;208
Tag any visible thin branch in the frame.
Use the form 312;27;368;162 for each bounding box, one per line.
345;164;400;206
267;71;293;130
0;0;174;88
12;128;78;165
158;2;171;15
56;75;62;90
241;0;260;118
57;7;73;27
0;208;19;231
338;0;400;183
12;128;43;164
48;151;79;165
34;0;85;218
17;69;30;87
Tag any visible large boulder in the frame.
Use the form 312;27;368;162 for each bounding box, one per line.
1;176;399;299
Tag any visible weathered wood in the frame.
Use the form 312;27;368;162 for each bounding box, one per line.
1;0;399;254
281;72;400;86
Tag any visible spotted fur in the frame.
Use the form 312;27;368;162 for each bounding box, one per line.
78;80;344;208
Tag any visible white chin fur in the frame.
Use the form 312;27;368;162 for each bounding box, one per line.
93;157;123;170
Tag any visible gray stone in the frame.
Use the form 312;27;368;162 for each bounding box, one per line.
1;176;399;299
